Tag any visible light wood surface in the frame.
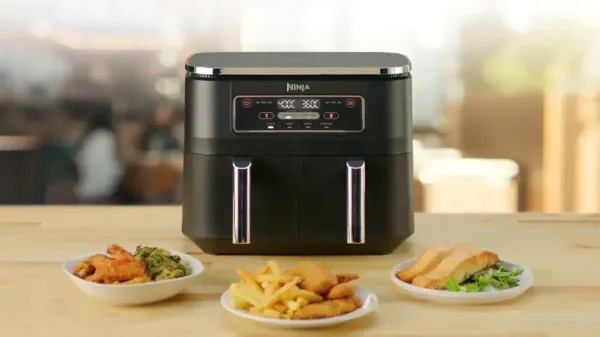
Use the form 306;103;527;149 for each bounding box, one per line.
0;207;598;337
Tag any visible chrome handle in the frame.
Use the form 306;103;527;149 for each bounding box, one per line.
232;158;251;244
346;159;365;244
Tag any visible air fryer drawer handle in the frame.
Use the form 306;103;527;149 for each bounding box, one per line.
232;158;251;244
346;159;365;244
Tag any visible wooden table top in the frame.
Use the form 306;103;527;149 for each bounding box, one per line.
0;207;598;337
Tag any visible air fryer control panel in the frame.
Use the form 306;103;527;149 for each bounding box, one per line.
233;95;365;133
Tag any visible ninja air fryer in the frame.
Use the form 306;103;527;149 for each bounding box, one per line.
182;52;414;255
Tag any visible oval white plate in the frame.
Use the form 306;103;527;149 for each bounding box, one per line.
221;285;378;328
63;248;204;306
390;259;533;304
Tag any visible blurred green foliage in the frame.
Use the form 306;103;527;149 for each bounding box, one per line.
481;17;594;93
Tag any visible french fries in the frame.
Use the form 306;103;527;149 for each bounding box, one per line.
229;260;324;319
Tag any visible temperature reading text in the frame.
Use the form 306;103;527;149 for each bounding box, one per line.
277;99;296;110
301;99;320;109
277;98;321;110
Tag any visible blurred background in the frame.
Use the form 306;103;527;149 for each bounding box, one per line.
1;0;600;212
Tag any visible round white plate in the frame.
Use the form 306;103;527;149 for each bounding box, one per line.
63;248;204;306
221;285;378;328
390;259;533;304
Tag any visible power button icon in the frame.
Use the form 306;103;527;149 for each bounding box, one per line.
345;98;356;108
242;98;253;108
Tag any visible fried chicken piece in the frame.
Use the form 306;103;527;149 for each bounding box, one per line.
107;244;136;261
286;261;338;295
292;297;362;320
396;243;469;283
326;283;356;299
74;260;95;278
82;254;148;284
120;275;153;284
336;273;359;284
75;254;108;280
412;247;499;289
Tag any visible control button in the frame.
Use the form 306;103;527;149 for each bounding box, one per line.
241;98;252;108
300;122;315;130
258;112;274;120
345;98;356;108
283;122;295;130
323;112;339;120
265;122;276;130
319;123;333;130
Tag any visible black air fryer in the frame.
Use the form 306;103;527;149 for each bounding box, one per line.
182;52;414;255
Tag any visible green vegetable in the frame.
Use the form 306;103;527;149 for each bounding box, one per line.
446;278;461;292
464;283;482;292
133;246;191;281
444;263;523;292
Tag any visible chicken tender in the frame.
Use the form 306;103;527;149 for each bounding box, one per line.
286;261;338;295
107;244;136;261
119;275;152;284
292;297;362;320
396;243;469;283
83;254;147;284
336;273;359;284
412;247;499;289
73;260;95;278
326;283;356;299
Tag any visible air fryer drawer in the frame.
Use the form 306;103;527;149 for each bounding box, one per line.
182;154;299;242
298;157;346;243
298;155;412;243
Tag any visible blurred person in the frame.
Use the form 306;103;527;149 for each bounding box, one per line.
35;109;79;204
137;101;181;155
73;105;123;204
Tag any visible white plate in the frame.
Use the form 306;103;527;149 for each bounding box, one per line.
390;259;534;304
221;285;378;328
63;248;204;306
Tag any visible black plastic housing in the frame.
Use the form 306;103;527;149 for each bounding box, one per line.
182;73;414;255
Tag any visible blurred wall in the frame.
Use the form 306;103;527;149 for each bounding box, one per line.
455;91;544;211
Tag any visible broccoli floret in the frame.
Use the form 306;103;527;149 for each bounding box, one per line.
135;246;190;281
154;268;187;281
152;248;172;257
133;246;156;262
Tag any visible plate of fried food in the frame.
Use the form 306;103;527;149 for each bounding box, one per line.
63;244;204;305
391;243;534;304
221;260;378;328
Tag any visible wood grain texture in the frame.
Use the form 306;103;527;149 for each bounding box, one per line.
0;207;599;337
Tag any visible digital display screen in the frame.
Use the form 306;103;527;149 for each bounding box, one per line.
277;98;321;110
233;94;365;133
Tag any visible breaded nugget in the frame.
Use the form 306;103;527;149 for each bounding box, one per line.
412;247;499;289
286;261;338;295
326;283;356;299
292;297;361;320
336;273;359;284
